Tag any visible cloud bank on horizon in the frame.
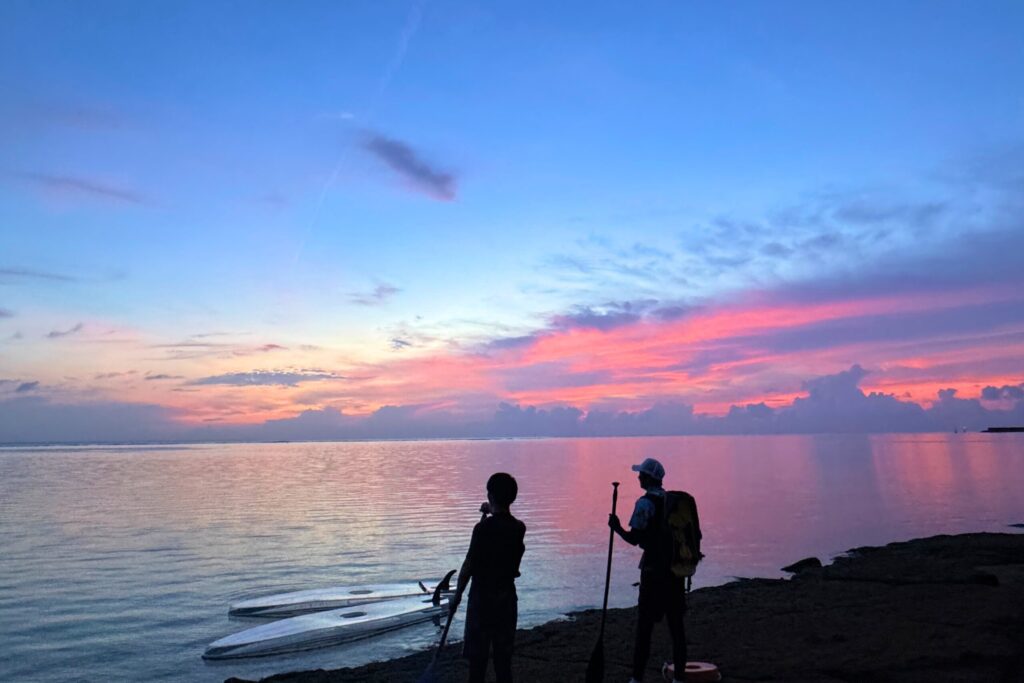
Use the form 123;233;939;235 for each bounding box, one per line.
2;365;1023;443
1;2;1023;443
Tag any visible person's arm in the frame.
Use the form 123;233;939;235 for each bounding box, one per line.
607;497;651;546
448;541;474;615
608;514;644;546
512;521;526;577
449;507;488;615
454;553;472;598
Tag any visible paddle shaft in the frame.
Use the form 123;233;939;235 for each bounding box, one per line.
417;509;490;682
598;482;619;638
585;482;620;683
432;510;489;659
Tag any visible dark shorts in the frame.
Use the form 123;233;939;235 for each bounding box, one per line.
462;593;517;661
637;570;687;623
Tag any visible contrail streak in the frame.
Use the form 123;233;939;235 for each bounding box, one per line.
295;0;427;266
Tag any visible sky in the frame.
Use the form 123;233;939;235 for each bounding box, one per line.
2;1;1023;442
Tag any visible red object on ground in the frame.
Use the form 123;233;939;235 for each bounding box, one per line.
661;661;721;682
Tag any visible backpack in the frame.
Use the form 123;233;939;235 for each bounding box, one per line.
644;490;704;590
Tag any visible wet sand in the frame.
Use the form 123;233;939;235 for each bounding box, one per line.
229;532;1024;682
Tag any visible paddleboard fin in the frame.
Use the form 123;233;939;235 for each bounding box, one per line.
432;569;457;604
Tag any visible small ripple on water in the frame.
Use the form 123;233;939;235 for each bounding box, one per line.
3;437;1024;682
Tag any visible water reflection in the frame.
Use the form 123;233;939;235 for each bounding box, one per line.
0;434;1021;681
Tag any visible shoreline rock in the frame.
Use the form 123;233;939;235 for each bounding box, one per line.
228;532;1024;683
781;556;822;574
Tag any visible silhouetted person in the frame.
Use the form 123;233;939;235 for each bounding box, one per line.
609;458;687;683
449;472;526;683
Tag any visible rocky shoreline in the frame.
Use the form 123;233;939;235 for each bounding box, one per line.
229;531;1024;682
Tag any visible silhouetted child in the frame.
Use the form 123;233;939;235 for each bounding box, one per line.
449;472;526;683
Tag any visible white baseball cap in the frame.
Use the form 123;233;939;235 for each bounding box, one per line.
631;457;665;481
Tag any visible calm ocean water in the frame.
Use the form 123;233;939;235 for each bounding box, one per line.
1;434;1022;682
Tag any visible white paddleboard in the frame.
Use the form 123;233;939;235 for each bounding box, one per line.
229;573;454;618
205;594;448;659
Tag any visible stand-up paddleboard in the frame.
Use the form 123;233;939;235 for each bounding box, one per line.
228;570;456;618
661;661;721;682
205;594;449;659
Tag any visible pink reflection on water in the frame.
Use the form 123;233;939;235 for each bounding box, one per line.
1;435;1022;681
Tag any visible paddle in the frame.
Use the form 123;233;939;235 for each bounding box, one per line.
585;481;619;683
417;510;489;683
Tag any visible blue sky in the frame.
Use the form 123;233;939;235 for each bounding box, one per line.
1;1;1023;441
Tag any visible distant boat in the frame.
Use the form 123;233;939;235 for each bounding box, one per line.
983;427;1024;433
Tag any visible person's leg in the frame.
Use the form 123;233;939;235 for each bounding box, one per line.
492;608;517;683
463;601;490;683
665;609;687;680
467;653;488;683
631;609;656;681
632;573;662;681
665;579;688;681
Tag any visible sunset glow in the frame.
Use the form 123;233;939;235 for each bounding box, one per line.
2;2;1023;442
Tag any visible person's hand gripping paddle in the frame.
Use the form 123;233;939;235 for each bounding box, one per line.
586;481;619;683
417;507;489;683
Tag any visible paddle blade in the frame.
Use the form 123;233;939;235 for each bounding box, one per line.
585;638;604;683
432;569;457;605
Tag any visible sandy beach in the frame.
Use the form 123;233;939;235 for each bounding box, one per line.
228;531;1024;683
